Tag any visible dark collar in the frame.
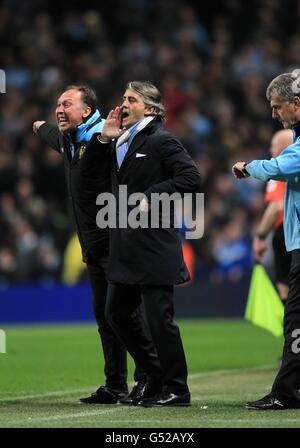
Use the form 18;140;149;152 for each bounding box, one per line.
293;121;300;139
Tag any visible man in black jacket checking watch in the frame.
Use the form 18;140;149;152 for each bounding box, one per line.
33;85;151;404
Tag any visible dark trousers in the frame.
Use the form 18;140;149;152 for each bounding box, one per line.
271;249;300;402
105;283;189;395
272;225;291;285
87;258;147;390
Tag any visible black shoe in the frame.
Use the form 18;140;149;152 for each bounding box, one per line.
245;394;300;410
80;386;128;404
119;381;147;405
119;381;161;406
140;391;191;407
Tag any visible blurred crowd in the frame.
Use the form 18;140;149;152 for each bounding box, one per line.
1;0;300;284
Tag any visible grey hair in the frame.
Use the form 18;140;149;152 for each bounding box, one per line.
266;71;300;102
126;81;165;121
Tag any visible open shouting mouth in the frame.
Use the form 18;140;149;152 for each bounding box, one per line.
57;115;69;125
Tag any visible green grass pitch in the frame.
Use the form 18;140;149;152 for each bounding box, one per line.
0;319;299;428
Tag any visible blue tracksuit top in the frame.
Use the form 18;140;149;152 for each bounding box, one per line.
246;122;300;252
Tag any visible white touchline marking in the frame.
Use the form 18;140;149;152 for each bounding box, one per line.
2;407;128;425
3;403;300;426
0;364;277;402
0;387;98;402
6;415;300;426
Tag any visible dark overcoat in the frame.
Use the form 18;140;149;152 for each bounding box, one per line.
104;117;202;285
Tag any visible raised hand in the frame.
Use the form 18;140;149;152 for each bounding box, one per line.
33;121;46;134
101;107;126;141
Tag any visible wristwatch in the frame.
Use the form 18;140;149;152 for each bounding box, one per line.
97;135;111;144
243;162;249;176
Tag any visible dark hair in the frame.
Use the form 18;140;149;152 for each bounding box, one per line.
126;81;165;121
65;84;98;114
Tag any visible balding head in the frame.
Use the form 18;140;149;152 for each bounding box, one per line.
270;129;293;157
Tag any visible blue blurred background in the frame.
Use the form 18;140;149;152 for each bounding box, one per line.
1;0;299;321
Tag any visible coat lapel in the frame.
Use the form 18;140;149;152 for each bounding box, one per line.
121;133;147;166
114;117;162;174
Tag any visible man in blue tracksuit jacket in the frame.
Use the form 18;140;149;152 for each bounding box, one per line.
233;71;300;410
